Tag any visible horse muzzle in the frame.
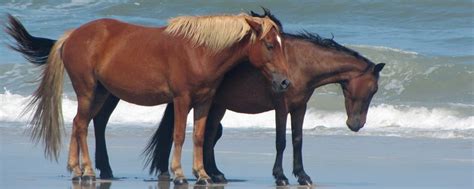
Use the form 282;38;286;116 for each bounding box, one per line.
271;73;291;93
346;117;365;132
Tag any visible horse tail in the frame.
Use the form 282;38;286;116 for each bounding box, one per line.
5;14;57;65
143;103;175;175
6;14;74;161
24;31;73;161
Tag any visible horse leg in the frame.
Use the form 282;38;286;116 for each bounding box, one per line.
68;96;95;181
68;82;110;181
67;86;94;180
93;95;119;179
170;96;191;185
291;105;312;186
143;103;177;181
273;108;289;186
192;102;213;185
203;106;227;183
144;103;175;180
68;121;82;181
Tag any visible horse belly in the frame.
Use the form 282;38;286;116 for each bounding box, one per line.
219;96;274;113
213;64;274;113
108;87;172;106
97;65;173;106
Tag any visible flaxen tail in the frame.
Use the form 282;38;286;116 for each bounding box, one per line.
5;14;73;161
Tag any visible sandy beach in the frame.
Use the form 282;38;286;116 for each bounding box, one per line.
1;1;473;189
1;125;472;189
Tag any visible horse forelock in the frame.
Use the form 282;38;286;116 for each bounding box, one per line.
257;15;281;39
164;13;280;52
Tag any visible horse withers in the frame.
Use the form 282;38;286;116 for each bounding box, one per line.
6;12;289;185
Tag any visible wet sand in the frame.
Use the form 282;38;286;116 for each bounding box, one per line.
1;126;472;189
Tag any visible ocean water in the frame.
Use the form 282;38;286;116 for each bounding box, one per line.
0;0;473;139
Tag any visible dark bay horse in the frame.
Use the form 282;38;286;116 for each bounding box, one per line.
6;13;289;185
143;12;385;186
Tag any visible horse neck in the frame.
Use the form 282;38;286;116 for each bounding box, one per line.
206;37;253;78
287;39;369;89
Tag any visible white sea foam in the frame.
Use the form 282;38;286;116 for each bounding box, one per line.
1;92;472;139
349;44;419;55
0;90;167;125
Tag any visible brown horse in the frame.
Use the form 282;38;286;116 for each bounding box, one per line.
143;11;385;186
6;12;289;185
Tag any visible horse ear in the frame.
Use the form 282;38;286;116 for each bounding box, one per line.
250;10;259;17
245;17;262;35
374;63;385;74
261;6;271;16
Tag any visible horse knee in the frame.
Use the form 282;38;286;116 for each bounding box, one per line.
293;135;302;145
276;139;286;151
173;134;185;145
73;117;89;137
193;132;205;146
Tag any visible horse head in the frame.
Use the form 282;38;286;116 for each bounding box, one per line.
342;63;385;132
244;15;290;93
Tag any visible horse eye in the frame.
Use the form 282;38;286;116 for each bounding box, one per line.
265;42;274;50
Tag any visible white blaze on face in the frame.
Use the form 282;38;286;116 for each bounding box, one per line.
276;35;282;48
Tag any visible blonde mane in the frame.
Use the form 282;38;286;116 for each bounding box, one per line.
165;13;280;52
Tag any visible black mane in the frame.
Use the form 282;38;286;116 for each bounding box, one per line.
250;8;371;64
284;32;370;63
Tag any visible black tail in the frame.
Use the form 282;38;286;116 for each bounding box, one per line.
143;103;175;175
4;14;56;65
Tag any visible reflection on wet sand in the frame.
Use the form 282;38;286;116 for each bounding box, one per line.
157;181;225;189
65;177;319;189
69;180;228;189
71;180;112;189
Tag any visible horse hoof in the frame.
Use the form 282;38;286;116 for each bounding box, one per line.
81;175;96;182
173;177;188;185
211;174;228;184
275;178;289;186
158;172;171;181
297;175;313;186
298;178;313;186
195;178;213;185
71;176;81;182
99;171;114;179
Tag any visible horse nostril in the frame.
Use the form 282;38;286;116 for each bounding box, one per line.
280;79;290;89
